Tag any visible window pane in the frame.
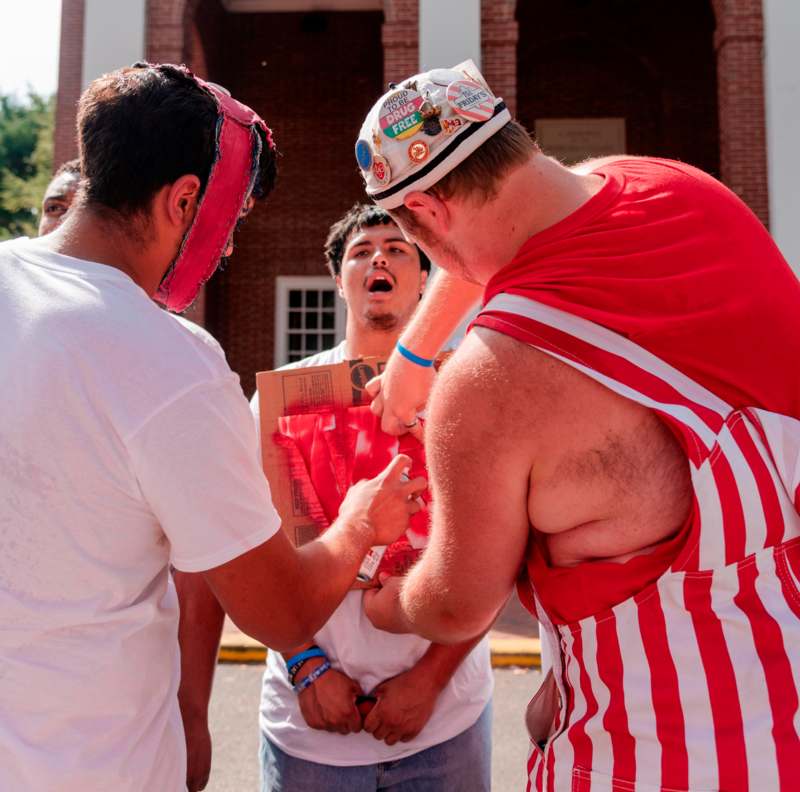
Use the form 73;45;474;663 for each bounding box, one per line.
281;285;341;366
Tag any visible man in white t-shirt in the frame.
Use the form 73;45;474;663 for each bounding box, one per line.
179;204;493;792
0;66;422;792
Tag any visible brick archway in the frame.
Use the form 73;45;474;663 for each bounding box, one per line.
154;3;386;377
148;1;416;96
486;0;768;224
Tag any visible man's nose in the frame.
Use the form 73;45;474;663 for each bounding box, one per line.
372;249;389;267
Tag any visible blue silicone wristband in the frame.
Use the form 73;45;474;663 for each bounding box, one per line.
396;342;435;368
286;647;326;682
293;659;331;693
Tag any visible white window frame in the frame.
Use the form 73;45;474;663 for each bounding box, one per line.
274;276;346;367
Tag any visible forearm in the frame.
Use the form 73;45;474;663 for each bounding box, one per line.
175;571;225;721
398;269;483;358
204;455;418;652
207;517;373;652
289;517;374;635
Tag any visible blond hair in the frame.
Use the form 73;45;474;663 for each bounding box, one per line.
393;120;537;223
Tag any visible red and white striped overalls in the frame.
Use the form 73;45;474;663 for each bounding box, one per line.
478;293;800;792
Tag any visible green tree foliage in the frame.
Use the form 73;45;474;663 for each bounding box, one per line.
0;93;55;240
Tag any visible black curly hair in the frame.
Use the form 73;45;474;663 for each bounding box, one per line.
323;203;431;278
54;158;81;178
77;63;277;218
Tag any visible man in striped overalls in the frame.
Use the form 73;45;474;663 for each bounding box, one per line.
357;61;800;790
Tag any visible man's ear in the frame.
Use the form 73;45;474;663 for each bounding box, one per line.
165;174;202;232
335;273;344;299
419;268;429;294
402;190;450;236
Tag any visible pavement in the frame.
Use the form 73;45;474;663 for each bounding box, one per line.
219;593;541;668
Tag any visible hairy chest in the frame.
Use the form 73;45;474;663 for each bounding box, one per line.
526;396;692;567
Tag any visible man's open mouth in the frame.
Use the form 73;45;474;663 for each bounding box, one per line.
366;273;394;293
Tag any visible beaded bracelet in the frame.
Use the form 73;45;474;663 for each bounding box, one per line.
286;646;326;685
293;660;331;694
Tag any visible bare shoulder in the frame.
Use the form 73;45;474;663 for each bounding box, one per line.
428;326;570;463
434;325;583;413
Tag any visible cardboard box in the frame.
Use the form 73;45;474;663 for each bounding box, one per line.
256;357;427;588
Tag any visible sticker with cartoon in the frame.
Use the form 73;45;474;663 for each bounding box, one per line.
372;154;391;186
408;140;430;164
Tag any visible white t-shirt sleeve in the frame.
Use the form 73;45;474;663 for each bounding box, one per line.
250;390;260;425
126;376;281;572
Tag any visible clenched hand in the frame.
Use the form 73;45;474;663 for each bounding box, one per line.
296;658;364;735
363;666;441;745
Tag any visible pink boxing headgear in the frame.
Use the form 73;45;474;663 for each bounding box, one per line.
155;74;275;313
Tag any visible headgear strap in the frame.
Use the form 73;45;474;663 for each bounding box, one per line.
155;73;275;313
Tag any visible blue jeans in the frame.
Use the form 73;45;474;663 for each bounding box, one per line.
260;704;492;792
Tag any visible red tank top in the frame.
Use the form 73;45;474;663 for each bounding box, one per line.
476;157;800;622
482;158;800;418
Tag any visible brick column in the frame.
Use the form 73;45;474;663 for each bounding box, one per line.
481;0;518;115
146;0;190;63
712;0;769;225
54;0;85;168
382;0;419;84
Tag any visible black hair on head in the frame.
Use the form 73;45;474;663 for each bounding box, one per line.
323;202;431;277
55;158;81;178
76;63;277;222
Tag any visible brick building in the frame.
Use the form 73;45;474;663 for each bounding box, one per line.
55;0;799;395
